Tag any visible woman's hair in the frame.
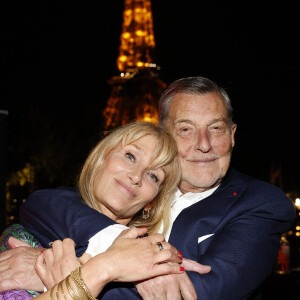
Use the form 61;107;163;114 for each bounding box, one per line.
158;76;234;127
78;121;181;235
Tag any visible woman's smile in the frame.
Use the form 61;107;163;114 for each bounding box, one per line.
115;179;136;197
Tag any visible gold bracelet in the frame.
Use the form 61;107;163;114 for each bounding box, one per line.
50;284;56;300
56;281;61;300
70;267;97;300
70;268;90;300
66;275;82;300
59;280;69;300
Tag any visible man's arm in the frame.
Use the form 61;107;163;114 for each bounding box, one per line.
0;188;122;292
131;187;296;299
20;188;117;256
173;189;295;299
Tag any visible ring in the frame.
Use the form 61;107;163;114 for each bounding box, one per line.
157;242;164;251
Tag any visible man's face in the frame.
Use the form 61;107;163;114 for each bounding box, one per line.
166;92;237;193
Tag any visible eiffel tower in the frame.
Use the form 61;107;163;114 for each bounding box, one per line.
103;0;167;131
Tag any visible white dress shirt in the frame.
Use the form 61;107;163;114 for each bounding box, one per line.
159;186;218;241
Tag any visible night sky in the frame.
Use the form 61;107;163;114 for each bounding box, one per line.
1;1;300;193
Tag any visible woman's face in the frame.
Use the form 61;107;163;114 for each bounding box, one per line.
93;135;166;225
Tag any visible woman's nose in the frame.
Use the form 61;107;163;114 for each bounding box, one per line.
127;170;142;186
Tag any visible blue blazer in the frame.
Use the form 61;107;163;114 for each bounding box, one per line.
20;168;296;299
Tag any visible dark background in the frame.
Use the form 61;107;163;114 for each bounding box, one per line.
1;0;299;193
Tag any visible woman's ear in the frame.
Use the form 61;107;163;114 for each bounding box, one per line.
143;201;153;211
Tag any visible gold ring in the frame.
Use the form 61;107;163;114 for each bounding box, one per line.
157;242;164;251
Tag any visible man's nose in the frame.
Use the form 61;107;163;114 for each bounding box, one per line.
194;130;212;153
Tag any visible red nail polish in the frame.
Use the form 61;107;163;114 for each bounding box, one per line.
179;256;182;260
180;267;184;271
178;251;182;256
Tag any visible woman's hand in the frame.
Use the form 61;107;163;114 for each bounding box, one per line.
35;238;80;290
79;227;185;296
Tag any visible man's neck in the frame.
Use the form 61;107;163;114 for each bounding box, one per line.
179;185;208;194
179;180;221;194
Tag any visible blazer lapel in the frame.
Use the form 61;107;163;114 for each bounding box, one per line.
168;169;249;258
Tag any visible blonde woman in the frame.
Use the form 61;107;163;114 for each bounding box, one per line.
1;121;210;298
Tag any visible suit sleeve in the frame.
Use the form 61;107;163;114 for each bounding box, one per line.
185;186;296;299
19;188;117;256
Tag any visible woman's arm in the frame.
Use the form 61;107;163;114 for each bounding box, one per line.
35;227;184;299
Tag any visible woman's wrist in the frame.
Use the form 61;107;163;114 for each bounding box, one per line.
80;253;113;296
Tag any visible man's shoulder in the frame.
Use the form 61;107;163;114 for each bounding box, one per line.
28;186;80;201
226;168;290;197
229;168;293;203
229;168;279;186
224;169;295;221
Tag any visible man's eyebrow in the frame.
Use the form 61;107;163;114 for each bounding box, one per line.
208;118;227;125
174;118;227;127
174;119;194;125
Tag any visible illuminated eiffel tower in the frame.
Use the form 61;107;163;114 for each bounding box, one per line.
103;0;167;131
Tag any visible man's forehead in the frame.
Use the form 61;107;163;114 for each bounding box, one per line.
170;94;226;115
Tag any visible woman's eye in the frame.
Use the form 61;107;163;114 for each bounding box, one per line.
149;173;159;183
126;152;135;161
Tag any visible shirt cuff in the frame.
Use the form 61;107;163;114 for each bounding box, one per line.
85;224;129;257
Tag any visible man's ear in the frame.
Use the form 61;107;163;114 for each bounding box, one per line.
231;123;237;147
7;236;32;248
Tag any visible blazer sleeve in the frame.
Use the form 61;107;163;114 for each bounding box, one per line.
19;187;117;256
181;184;295;299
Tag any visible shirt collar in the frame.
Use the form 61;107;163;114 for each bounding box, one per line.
174;185;219;203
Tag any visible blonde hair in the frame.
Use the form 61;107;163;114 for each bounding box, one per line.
78;121;181;235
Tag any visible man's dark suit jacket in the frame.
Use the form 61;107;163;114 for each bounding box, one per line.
20;168;296;299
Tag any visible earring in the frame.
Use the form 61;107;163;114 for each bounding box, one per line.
142;209;151;220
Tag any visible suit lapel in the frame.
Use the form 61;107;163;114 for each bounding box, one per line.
168;169;250;258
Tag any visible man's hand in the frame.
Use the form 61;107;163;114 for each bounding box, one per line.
135;258;211;300
0;237;44;292
135;272;197;300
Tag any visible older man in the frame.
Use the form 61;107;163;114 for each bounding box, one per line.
0;77;295;299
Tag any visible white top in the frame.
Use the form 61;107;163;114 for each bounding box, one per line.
86;186;218;257
85;223;129;256
159;186;218;241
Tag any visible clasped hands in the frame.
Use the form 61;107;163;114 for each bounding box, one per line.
0;227;211;299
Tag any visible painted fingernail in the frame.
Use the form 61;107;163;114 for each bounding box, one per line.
180;267;185;271
179;256;182;260
178;251;182;256
41;249;45;254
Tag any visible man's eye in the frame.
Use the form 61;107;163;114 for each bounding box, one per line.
211;126;225;133
177;127;191;136
149;173;159;183
126;152;135;161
